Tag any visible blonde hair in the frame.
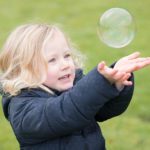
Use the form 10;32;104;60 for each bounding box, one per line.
0;23;84;96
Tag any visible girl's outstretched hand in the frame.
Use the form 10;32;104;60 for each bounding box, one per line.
114;52;150;73
97;52;150;91
97;61;132;90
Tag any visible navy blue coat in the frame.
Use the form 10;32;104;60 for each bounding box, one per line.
1;68;134;150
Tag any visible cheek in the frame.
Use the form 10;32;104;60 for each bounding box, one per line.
47;69;57;79
70;60;76;69
45;68;58;83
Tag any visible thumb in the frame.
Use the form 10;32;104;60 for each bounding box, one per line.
98;61;106;71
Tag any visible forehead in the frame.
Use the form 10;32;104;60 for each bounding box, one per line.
43;29;71;57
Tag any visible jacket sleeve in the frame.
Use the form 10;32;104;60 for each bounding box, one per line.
95;74;134;122
10;68;120;139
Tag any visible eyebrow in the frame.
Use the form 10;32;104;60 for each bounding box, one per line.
47;49;71;58
64;50;71;54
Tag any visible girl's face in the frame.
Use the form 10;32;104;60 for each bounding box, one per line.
43;31;76;91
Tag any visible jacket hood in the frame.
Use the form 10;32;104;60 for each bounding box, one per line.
1;95;11;120
0;83;11;120
1;69;84;120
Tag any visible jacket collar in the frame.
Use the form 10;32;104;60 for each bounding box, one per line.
1;69;83;120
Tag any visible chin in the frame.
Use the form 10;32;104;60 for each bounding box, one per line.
59;83;73;91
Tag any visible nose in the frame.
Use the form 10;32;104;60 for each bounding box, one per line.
60;58;69;71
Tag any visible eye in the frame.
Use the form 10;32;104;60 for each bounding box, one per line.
64;53;71;58
48;58;56;63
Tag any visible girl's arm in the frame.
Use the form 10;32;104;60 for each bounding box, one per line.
9;68;119;139
94;52;150;121
95;74;134;122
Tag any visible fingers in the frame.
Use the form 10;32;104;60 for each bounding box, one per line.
127;57;150;72
97;52;150;88
98;61;118;76
97;52;150;89
123;80;133;86
98;61;132;84
114;52;141;70
136;57;150;69
112;71;126;81
98;61;105;70
97;56;149;86
120;73;131;82
115;73;132;91
115;57;150;73
121;73;132;86
130;57;150;64
98;61;119;84
125;51;141;60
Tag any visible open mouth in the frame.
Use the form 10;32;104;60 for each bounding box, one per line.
58;74;70;80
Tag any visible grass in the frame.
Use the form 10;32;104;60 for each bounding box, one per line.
0;0;150;149
101;116;150;150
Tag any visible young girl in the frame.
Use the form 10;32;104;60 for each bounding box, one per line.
0;23;150;150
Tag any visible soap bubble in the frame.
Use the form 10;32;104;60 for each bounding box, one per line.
98;8;136;48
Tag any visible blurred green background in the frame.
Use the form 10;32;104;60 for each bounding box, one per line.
0;0;150;149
